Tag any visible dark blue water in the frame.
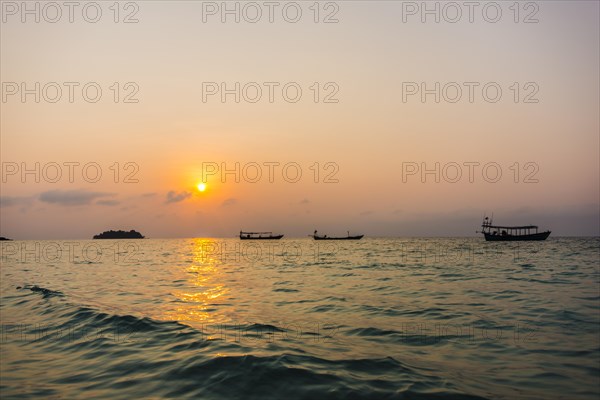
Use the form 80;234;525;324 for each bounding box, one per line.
1;238;598;399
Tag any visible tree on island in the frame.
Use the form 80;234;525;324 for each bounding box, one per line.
93;230;145;239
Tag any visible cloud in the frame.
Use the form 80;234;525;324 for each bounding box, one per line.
221;198;237;207
97;200;120;206
142;192;157;198
0;196;33;208
166;191;191;204
360;210;373;216
39;190;115;206
300;198;310;204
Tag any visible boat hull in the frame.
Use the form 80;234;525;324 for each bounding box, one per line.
483;231;550;241
240;235;283;240
313;235;364;240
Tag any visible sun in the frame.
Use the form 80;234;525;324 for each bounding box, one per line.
197;182;207;192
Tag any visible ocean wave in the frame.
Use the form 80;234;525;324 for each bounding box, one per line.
19;285;65;298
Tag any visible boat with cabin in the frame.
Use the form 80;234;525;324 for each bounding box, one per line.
239;231;283;240
478;216;550;241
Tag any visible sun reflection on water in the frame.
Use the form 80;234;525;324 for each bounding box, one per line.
163;239;230;328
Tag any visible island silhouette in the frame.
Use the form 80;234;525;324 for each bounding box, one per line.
93;230;145;239
0;237;12;241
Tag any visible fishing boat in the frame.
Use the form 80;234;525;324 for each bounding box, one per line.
312;230;364;240
239;231;283;240
478;216;550;241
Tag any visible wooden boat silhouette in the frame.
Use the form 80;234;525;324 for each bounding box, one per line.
312;230;364;240
239;231;283;240
478;216;550;241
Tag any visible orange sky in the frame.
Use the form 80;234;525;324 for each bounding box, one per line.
1;1;598;238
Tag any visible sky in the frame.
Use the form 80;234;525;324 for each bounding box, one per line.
1;0;599;239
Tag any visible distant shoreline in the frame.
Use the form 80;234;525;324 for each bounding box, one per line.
1;236;597;241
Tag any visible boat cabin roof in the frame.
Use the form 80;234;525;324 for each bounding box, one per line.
483;224;538;229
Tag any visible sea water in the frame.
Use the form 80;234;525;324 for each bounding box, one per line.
1;237;598;399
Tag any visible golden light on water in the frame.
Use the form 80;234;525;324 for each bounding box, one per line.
163;239;230;328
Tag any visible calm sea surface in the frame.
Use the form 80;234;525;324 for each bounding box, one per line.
1;238;598;399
